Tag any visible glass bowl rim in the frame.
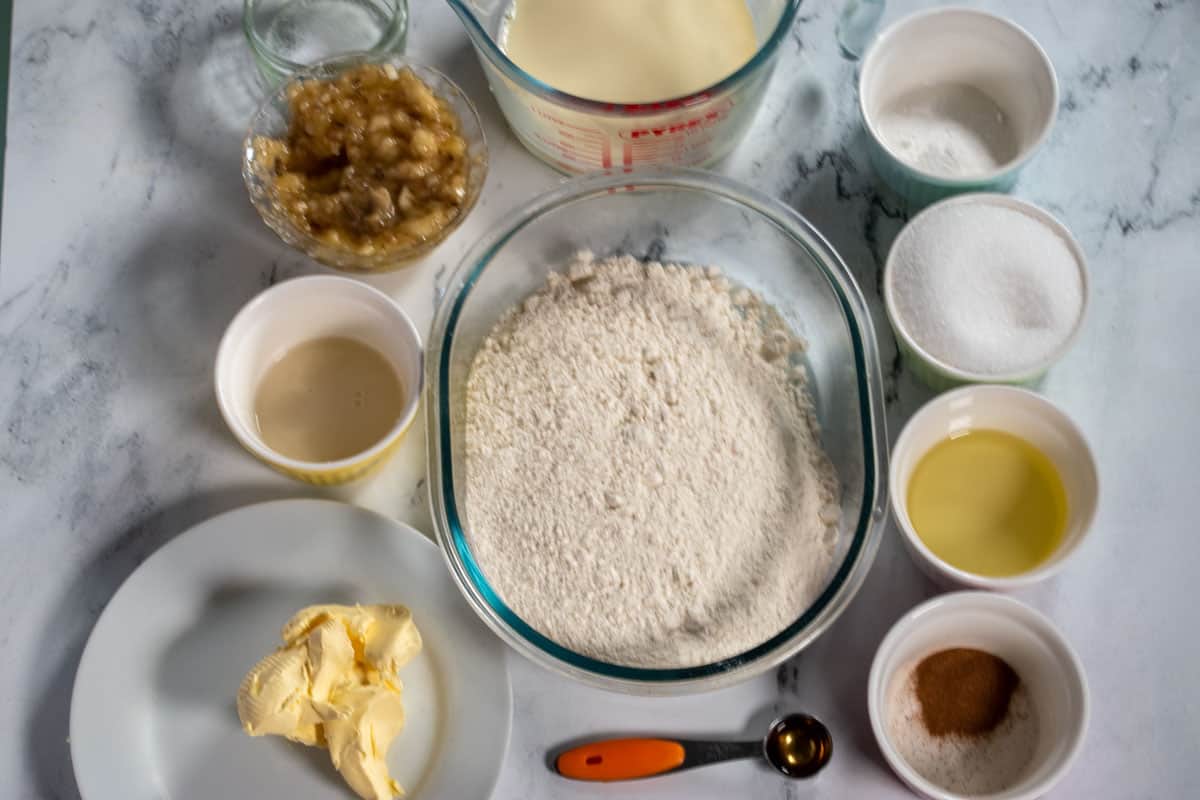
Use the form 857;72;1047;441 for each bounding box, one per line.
242;0;410;80
241;51;489;272
427;167;889;692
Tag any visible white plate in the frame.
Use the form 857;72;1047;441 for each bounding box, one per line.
70;499;512;800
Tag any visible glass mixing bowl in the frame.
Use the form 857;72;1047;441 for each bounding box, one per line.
243;53;488;274
427;169;889;694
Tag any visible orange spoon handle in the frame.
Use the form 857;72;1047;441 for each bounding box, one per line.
555;738;686;781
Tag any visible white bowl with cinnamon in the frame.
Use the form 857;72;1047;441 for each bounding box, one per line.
868;592;1088;800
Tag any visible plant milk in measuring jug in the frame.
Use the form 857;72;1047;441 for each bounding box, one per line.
502;0;757;103
490;0;769;171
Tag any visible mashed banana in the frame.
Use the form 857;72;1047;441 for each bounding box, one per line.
255;64;470;256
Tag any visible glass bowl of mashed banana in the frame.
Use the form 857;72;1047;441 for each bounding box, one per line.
243;53;488;273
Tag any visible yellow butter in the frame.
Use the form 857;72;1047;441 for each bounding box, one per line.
323;685;407;800
237;604;422;800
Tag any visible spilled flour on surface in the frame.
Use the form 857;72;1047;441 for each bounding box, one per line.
463;252;840;668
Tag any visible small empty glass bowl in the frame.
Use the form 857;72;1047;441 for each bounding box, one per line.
243;53;488;274
243;0;409;86
427;169;890;694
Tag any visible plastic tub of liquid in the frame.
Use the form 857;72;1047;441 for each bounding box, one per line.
446;0;801;173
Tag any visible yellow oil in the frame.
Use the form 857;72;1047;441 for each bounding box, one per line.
907;429;1067;577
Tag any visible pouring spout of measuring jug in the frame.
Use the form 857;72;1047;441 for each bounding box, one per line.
445;0;504;54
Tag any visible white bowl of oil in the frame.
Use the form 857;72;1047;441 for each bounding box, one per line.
890;385;1098;589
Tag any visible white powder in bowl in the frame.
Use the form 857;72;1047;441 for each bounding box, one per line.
463;253;840;669
875;84;1018;178
889;202;1084;375
887;666;1039;795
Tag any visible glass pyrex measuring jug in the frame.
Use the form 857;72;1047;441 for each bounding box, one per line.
446;0;801;173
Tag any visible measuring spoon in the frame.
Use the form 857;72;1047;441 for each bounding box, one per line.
553;713;832;782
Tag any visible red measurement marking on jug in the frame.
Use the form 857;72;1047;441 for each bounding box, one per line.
619;99;735;142
527;103;615;167
534;129;611;169
602;93;714;114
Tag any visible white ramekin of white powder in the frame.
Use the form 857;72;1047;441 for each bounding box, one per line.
868;592;1089;800
883;193;1088;391
857;8;1058;207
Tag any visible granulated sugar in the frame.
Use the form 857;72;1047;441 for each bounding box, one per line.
889;201;1084;375
463;252;840;668
888;666;1039;794
876;84;1017;177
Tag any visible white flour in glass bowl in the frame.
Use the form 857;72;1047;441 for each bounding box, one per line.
463;252;840;669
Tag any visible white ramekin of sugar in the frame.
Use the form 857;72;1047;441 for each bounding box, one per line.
858;7;1058;208
883;193;1089;391
869;592;1089;800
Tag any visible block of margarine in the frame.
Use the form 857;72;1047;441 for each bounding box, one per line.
238;604;422;799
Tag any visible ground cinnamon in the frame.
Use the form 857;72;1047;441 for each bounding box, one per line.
914;648;1019;737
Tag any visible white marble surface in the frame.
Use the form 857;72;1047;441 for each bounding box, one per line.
2;0;1198;797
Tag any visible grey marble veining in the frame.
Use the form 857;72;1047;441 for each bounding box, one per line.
2;0;1197;798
